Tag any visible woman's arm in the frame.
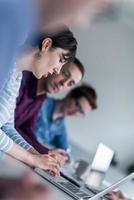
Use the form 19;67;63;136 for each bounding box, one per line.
7;142;60;176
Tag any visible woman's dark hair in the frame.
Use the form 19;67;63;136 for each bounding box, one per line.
66;83;97;110
26;26;77;62
73;57;85;78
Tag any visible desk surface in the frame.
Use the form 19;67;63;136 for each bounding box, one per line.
0;144;134;200
0;152;73;200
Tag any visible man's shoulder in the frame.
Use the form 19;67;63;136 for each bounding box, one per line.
41;96;57;114
43;96;56;106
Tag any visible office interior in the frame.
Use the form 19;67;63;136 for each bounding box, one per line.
68;0;134;172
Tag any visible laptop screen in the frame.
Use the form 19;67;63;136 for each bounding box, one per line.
91;143;114;173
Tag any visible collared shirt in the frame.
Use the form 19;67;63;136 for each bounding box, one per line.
0;0;36;91
34;97;69;150
15;72;48;154
0;68;31;152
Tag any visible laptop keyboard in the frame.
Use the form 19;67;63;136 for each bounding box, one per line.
85;185;100;194
58;181;91;198
35;168;92;200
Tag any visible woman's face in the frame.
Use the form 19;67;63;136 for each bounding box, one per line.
32;38;69;79
63;97;92;117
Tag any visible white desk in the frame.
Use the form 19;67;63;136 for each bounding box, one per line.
0;152;72;200
0;143;134;200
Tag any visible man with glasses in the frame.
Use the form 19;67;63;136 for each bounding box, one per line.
34;84;97;154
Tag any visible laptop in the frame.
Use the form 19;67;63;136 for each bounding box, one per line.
85;143;114;188
35;167;92;200
85;172;134;200
35;167;134;200
61;143;114;189
35;143;115;200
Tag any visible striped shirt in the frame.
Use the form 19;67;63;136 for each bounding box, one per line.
0;68;31;152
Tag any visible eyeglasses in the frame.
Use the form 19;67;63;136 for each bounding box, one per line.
75;99;85;116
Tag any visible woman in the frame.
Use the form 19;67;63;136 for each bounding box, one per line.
0;27;77;175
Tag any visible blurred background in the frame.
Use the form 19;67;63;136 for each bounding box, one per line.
54;0;134;173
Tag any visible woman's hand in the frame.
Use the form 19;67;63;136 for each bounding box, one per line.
31;154;61;176
48;148;69;166
8;143;60;176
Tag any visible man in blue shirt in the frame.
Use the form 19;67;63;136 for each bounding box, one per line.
35;96;69;150
34;84;97;151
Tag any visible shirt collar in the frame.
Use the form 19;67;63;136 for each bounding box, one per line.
22;71;45;99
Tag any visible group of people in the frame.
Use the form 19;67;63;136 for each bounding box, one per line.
0;0;128;199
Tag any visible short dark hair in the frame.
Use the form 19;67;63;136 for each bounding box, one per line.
26;26;77;63
73;57;85;78
66;83;97;110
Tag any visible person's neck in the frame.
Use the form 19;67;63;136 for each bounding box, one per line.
16;46;37;73
53;100;65;121
36;78;47;96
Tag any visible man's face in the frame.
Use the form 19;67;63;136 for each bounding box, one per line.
44;62;82;93
63;97;92;117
